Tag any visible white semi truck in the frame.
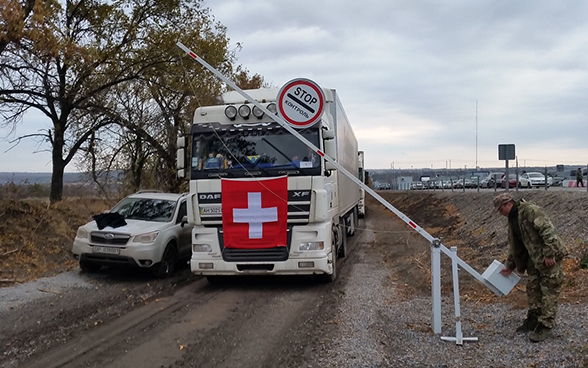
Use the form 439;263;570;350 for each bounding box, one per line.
177;87;360;282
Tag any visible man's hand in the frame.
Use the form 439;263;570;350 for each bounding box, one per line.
543;257;556;267
500;267;513;277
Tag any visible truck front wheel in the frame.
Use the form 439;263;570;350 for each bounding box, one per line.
318;223;342;283
319;246;337;283
337;218;347;258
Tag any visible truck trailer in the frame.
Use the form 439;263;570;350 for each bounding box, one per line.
177;87;360;282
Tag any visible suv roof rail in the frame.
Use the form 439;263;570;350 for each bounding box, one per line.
134;189;163;194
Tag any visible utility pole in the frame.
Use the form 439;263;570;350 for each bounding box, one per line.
475;100;478;170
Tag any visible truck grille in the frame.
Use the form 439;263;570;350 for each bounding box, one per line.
219;226;293;262
222;247;289;262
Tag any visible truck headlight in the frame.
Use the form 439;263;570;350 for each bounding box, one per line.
299;242;324;251
193;244;212;252
132;231;160;243
225;105;237;120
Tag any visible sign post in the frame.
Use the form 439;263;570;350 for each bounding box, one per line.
498;144;515;191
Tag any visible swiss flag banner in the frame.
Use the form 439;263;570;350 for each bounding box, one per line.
221;176;288;249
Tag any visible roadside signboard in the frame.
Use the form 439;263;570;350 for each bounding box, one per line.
498;144;515;160
277;78;325;129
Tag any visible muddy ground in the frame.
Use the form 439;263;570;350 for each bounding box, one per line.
0;189;587;367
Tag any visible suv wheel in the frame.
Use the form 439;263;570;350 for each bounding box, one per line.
80;260;101;273
152;244;178;279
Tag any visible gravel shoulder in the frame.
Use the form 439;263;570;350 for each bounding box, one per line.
318;190;588;368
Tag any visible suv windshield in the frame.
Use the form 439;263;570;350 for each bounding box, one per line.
190;122;321;178
112;198;177;222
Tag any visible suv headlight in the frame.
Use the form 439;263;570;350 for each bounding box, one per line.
132;231;160;244
76;227;89;240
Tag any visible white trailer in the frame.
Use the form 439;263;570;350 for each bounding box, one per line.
177;88;360;282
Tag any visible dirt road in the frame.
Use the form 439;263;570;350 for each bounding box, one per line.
1;218;371;368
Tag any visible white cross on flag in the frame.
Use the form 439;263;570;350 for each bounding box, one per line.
221;177;288;249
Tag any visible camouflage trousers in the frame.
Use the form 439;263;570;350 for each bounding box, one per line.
526;259;564;329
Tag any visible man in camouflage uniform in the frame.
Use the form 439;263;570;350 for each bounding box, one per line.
493;192;568;342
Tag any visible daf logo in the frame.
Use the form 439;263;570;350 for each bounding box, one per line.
292;191;310;197
104;233;115;240
199;193;221;200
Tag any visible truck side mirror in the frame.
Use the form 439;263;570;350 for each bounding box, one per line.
323;137;337;169
177;148;185;178
322;129;335;140
177;136;187;178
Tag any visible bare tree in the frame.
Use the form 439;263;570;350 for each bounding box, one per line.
0;0;43;56
0;0;216;203
78;2;245;194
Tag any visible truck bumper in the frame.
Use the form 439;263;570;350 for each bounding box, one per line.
190;255;332;276
190;222;334;276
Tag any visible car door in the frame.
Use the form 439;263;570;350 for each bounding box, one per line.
521;173;529;186
175;200;192;257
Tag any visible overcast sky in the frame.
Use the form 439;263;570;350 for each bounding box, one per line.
2;0;587;172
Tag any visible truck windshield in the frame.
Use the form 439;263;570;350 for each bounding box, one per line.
190;122;321;178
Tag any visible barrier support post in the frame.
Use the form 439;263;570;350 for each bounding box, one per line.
441;247;478;345
431;239;442;334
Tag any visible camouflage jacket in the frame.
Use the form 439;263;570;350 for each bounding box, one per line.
506;199;568;272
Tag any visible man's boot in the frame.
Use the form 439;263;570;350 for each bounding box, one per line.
515;317;538;333
529;323;552;342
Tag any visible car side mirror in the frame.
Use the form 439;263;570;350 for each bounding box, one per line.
180;215;188;228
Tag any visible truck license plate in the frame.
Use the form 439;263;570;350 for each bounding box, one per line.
92;246;120;255
200;207;222;215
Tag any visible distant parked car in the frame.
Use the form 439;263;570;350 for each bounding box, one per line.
501;174;531;188
550;174;563;186
482;172;504;188
72;191;192;278
522;172;552;187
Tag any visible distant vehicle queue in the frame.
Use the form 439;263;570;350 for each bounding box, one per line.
372;167;587;191
408;171;558;190
373;171;572;191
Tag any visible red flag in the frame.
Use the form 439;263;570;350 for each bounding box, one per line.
221;176;288;249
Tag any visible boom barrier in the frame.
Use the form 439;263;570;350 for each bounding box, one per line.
177;42;512;341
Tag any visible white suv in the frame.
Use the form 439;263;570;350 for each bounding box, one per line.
72;192;192;278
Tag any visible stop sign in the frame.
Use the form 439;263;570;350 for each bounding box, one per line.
277;78;325;129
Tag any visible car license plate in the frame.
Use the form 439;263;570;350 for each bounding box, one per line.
200;206;221;215
92;246;120;255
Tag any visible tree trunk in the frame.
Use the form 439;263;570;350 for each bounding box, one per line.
50;124;66;203
50;158;66;203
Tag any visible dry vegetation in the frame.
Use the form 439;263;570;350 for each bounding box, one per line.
0;197;112;284
372;190;588;306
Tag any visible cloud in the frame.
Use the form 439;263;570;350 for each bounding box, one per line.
3;0;588;172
